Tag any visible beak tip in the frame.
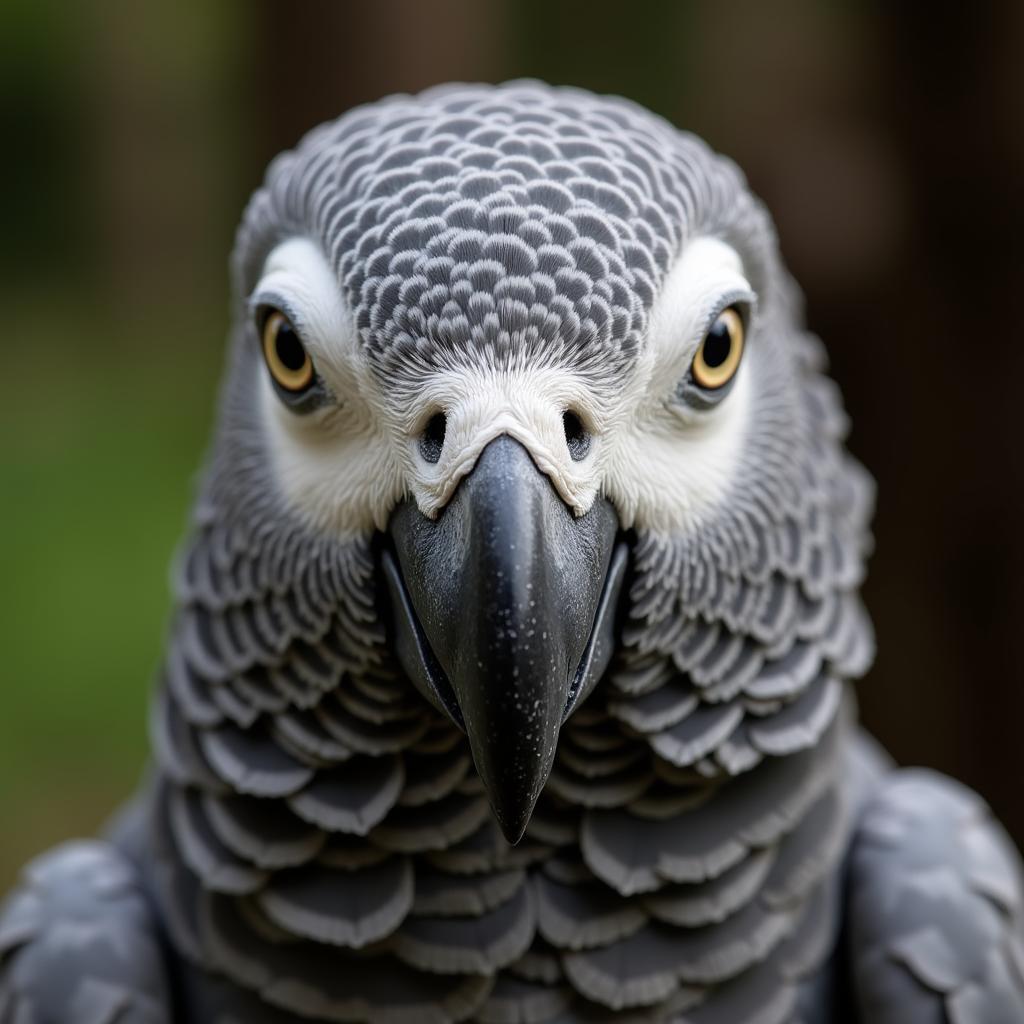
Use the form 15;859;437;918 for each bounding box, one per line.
490;796;536;846
497;817;529;846
471;751;545;847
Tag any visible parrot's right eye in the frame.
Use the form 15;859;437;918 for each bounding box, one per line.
262;310;314;394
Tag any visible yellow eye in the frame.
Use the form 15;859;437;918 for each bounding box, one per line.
262;310;314;392
691;307;745;390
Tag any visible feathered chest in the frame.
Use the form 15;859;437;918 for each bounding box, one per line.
146;441;873;1024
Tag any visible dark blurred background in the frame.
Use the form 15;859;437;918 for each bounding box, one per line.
2;0;1022;887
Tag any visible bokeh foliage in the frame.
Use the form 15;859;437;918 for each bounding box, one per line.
0;0;242;884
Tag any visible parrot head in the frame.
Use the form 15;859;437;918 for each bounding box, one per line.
203;82;867;843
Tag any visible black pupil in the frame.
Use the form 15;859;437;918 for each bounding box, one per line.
275;320;307;372
702;319;733;368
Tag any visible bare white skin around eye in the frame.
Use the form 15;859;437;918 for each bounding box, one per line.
252;235;755;538
253;238;404;536
601;235;755;534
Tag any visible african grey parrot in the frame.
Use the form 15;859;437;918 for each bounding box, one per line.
2;81;1022;1024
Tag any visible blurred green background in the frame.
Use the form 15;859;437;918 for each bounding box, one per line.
2;0;1022;888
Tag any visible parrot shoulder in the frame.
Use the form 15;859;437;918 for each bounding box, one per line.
0;838;171;1024
846;767;1024;1023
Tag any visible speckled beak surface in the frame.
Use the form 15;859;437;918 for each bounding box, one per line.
385;434;624;842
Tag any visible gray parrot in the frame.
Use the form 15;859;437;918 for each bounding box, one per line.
2;81;1023;1024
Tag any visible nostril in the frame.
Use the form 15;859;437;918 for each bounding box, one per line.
563;410;591;462
419;412;447;464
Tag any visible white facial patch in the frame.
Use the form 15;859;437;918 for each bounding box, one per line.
252;238;405;536
252;235;755;540
600;236;756;535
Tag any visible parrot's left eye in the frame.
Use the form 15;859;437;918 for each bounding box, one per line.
262;310;314;394
691;307;745;391
673;304;748;414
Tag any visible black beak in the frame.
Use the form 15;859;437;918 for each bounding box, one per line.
383;435;626;843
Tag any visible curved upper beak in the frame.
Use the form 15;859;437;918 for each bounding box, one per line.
383;435;626;843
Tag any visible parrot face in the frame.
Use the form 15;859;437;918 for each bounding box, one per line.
210;82;868;844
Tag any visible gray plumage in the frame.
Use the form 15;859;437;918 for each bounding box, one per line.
3;81;1023;1023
